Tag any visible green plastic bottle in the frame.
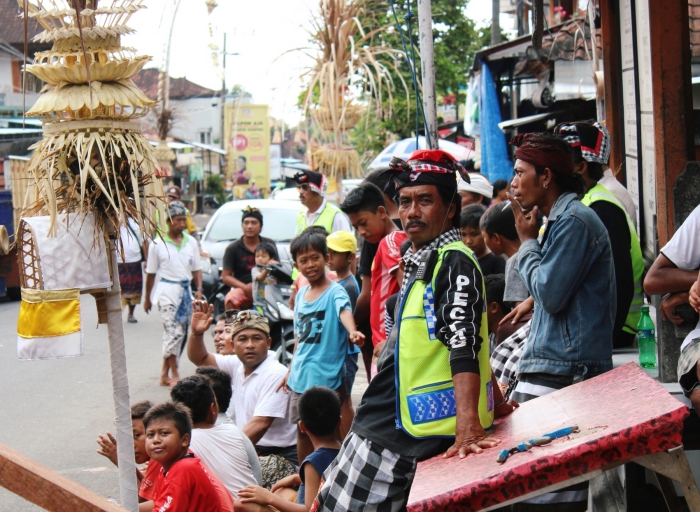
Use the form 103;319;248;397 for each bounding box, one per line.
637;305;657;369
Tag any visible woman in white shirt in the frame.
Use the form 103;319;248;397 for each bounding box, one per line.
117;218;146;323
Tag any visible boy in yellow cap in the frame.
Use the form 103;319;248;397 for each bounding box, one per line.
326;231;360;436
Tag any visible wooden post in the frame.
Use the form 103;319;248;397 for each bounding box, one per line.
105;233;139;511
599;0;625;178
648;0;694;248
0;443;127;512
417;0;438;149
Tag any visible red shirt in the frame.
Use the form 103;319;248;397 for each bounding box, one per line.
370;231;407;346
152;452;234;512
139;460;162;502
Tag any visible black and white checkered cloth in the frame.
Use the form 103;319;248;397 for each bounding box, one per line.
313;433;417;512
490;319;530;387
400;228;462;296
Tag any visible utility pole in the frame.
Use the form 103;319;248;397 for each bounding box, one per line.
220;32;227;151
417;0;438;149
492;0;501;45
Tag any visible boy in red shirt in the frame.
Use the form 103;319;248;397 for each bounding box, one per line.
340;182;406;364
143;402;234;512
96;400;161;502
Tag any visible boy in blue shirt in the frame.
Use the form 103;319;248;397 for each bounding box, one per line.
279;231;364;467
326;230;361;437
238;386;343;510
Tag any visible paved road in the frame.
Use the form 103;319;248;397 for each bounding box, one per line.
0;292;368;510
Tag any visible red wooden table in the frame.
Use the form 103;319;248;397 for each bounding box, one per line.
408;363;697;511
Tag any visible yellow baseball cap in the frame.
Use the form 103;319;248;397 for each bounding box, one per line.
326;231;357;253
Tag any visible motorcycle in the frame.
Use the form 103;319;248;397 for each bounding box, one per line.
206;263;296;367
253;263;295;367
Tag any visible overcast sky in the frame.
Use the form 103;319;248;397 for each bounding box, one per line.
123;1;491;125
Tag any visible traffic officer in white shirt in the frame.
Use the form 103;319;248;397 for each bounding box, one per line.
187;304;299;466
145;200;202;387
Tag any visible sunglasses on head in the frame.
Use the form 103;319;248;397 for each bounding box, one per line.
226;309;265;322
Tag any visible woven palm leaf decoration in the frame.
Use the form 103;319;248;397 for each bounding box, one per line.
302;0;407;184
18;0;165;240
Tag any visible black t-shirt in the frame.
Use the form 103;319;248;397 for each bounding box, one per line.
352;250;484;459
358;241;379;277
589;201;633;339
477;252;506;276
222;236;275;284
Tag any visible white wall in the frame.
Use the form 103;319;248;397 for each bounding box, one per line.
0;53;39;107
0;54;14;94
170;96;222;145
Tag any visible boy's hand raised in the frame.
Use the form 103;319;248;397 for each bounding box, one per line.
96;432;118;467
349;331;365;348
191;300;214;335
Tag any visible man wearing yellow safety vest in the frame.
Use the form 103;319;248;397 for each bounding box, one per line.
293;170;352;235
556;121;643;349
313;150;515;512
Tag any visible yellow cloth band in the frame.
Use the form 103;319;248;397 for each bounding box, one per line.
21;288;80;303
17;289;80;338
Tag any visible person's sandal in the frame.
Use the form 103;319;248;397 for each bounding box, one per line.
128;315;137;323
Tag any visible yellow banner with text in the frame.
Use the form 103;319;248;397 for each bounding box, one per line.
224;103;270;193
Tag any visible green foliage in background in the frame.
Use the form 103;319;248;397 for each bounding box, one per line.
349;0;492;165
206;175;227;206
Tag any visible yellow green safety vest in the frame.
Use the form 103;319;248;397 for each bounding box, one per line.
581;183;644;334
396;240;494;439
295;202;341;236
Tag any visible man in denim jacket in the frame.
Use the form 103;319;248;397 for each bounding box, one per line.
508;133;615;511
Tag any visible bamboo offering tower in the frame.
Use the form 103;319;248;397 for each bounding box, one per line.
303;0;405;199
15;1;166;508
20;0;164;238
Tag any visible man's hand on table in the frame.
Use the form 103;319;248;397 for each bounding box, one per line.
444;417;501;459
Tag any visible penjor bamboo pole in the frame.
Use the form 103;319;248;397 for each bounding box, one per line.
417;0;438;149
105;229;138;511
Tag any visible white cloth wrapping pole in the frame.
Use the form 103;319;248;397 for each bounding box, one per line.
418;0;439;149
106;237;139;511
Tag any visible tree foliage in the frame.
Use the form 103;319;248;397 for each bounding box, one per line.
349;0;491;162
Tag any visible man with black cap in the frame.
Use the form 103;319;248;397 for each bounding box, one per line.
314;150;514;512
293;170;352;235
144;200;203;386
221;206;275;308
508;133;615;511
556;121;643;349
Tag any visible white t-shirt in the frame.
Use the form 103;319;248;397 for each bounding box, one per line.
599;169;638;230
189;423;258;497
214;353;297;448
146;233;202;306
305;199;352;233
660;204;700;350
117;219;143;264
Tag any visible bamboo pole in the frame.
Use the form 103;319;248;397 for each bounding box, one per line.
417;0;438;149
105;230;138;511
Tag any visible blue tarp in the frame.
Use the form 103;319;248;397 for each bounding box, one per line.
479;62;513;183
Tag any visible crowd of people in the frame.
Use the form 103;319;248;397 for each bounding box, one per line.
104;119;700;511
